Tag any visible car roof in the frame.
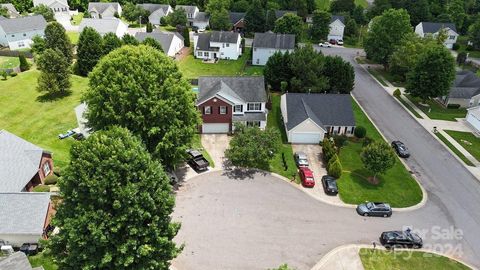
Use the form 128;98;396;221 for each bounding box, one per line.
323;175;336;181
300;167;313;175
295;151;307;157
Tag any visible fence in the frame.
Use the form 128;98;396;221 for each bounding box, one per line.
0;50;33;58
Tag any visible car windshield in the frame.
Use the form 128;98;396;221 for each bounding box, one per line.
328;180;337;188
366;202;374;209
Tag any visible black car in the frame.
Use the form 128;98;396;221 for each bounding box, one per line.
380;230;423;249
321;175;338;195
356;202;392;217
391;141;410;158
19;243;39;255
186;149;209;171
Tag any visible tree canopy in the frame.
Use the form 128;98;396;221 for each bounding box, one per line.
361;141;396;183
36;48;71;96
274;13;305;39
77;27;104;76
245;0;266;33
32;4;55;21
44;22;73;64
166;8;187;27
310;10;331;41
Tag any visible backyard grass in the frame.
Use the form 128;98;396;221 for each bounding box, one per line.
71;12;83;25
243;65;264;76
445;130;480;162
359;249;470;270
336;99;423;207
316;0;330;10
0;68;88;169
434;132;475;166
0;56;20;69
192;133;215;168
268;93;299;183
29;252;58;270
67;31;79;45
395;95;423;119
406;95;467;121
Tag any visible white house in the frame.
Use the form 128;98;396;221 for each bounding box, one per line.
0;3;20;18
135;30;184;57
252;32;295;66
175;5;209;30
88;2;122;19
79;18;128;37
193;31;241;60
328;15;345;41
466;106;480;133
281;93;356;144
415;22;458;49
0;15;47;50
137;4;172;25
441;70;480;108
33;0;70;17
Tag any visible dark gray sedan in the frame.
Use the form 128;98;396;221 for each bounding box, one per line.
356;202;392;217
294;152;309;167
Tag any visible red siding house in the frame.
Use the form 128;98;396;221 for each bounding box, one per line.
196;76;268;133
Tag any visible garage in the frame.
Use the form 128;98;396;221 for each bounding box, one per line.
202;123;230;134
290;132;323;144
466;107;480;133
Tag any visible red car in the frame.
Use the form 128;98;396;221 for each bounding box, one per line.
299;167;315;187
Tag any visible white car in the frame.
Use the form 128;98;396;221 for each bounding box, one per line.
319;42;331;48
337;39;344;46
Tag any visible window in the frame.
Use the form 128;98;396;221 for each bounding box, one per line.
204;106;211;114
43;162;51;176
11;34;14;37
197;52;202;57
226;43;230;47
246;121;261;127
18;41;25;47
234;105;243;113
247;103;261;111
449;35;456;40
253;48;257;51
222;43;225;48
256;58;259;64
23;33;26;37
219;106;227;114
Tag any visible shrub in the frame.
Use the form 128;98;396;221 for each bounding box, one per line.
146;22;153;32
160;16;168;26
9;72;17;77
327;156;342;178
322;138;336;163
452;43;460;50
333;135;348;148
362;136;374;147
44;174;58;185
393;89;401;97
354;126;367;138
19;53;30;71
447;104;461;109
33;185;50;192
0;70;7;80
54;166;62;176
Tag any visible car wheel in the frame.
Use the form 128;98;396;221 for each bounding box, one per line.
363;213;368;217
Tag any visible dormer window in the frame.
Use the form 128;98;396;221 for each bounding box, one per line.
247;103;261;111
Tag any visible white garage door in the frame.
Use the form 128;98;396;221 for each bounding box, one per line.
290;132;322;144
202;123;230;133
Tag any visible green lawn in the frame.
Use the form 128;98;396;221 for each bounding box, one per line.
244;65;264;76
316;0;330;10
29;252;58;270
71;12;83;25
192;133;215;168
406;95;467;121
359;249;470;270
0;56;20;69
355;0;368;8
268;93;299;183
395;95;423;119
0;69;89;169
434;132;475;166
445;130;480;162
67;31;79;45
337;99;423;207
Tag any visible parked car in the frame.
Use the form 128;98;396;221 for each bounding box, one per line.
329;39;337;45
299;167;315;187
321;175;338;195
356;202;392;217
186;149;209;171
337;39;344;45
391;141;410;158
294;151;309;167
380;230;423;249
319;42;331;48
58;130;75;139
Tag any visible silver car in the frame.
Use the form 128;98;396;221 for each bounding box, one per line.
294;152;309;167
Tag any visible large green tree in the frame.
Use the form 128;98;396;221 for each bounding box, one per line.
447;0;466;31
265;9;277;31
245;0;266;33
36;48;71;95
49;127;181;269
324;55;354;93
366;0;391;19
288;45;328;92
77;27;103;76
361;141;396;183
167;8;187;27
32;4;54;21
209;8;231;30
364;8;412;67
142;37;164;51
123;3;150;23
352;5;367;25
469;18;480;50
273;13;304;39
102;32;123;55
405;0;431;26
310;10;331;41
330;0;355;14
83;45;200;168
406;44;456;101
264;51;291;90
44;22;73;64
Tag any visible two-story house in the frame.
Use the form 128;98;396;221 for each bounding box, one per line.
79;18;128;37
415;22;458;49
88;2;122;19
193;31;242;60
196;76;268;133
175;5;209;30
137;3;172;25
33;0;70;18
0;15;47;50
328;15;345;42
252;32;295;66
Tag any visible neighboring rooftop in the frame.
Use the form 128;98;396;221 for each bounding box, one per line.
253;32;295;49
79;18;124;35
135;31;183;51
136;3;171;13
33;0;68;7
331;15;345;24
175;5;197;15
449;70;480;99
87;2;121;13
275;10;297;18
229;12;245;24
0;15;47;34
197;76;267;105
0;252;44;270
284;93;355;130
419;22;457;33
195;31;239;51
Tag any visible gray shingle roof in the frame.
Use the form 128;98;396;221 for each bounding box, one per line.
229;12;245;24
194;11;209;22
175;5;197;15
210;31;239;43
331;15;345;24
284;93;355;130
197;76;267;105
253;32;295;49
79;18;123;35
0;15;46;34
0;130;45;192
136;3;170;13
0;192;51;235
87;2;120;13
135;31;182;52
0;252;36;270
420;22;457;34
275;10;297;18
195;32;215;51
449;70;480;99
232;112;267;121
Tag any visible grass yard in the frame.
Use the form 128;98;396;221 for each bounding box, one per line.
434;132;475;166
355;0;368;8
316;0;330;10
29;252;58;270
71;12;83;25
406;95;467;121
359;249;470;270
192;133;215;168
336;99;423;207
395;95;423;119
67;31;79;45
268;93;299;183
243;65;264;76
445;130;480;162
0;56;20;69
0;69;88;169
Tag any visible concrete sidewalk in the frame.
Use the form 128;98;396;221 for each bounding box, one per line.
311;245;364;270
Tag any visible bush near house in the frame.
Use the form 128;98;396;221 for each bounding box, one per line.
33;185;50;192
354;125;366;138
44;174;58;185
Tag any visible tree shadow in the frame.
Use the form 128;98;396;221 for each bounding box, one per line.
36;91;72;102
349;169;386;189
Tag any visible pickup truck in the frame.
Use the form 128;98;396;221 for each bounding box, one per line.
186;149;209;171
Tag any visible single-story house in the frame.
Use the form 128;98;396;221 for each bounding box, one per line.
441;70;480;108
33;0;69;16
252;32;295;66
79;18;128;37
0;251;44;270
0;193;53;247
137;3;172;25
0;15;47;50
281;93;356;144
0;130;54;192
275;10;297;19
466;106;480;133
229;12;245;32
196;76;268;133
0;3;20;18
415;22;458;49
135;30;184;57
88;2;122;19
328;15;345;41
193;31;242;60
175;5;209;30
